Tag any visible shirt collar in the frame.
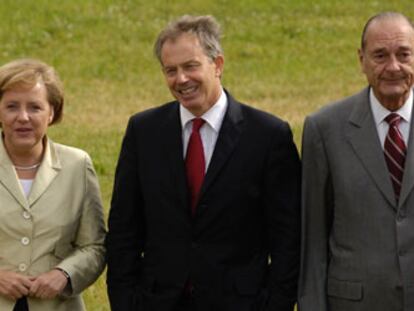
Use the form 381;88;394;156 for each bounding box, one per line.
180;88;228;132
370;87;413;125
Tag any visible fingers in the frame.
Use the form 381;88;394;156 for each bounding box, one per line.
0;269;68;300
5;281;29;300
28;278;40;298
29;270;68;299
0;270;32;300
12;281;30;299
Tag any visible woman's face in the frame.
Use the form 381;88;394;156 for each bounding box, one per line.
0;82;54;156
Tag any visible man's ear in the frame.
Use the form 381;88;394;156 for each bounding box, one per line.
358;48;366;74
214;55;224;78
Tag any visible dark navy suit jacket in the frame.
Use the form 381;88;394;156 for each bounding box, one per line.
106;90;301;311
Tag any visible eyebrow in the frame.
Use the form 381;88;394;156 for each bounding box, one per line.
371;45;412;52
163;59;201;68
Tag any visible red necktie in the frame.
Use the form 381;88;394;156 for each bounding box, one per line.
384;113;407;201
185;118;205;215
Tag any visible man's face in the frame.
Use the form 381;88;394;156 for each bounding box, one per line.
161;33;224;116
359;18;414;110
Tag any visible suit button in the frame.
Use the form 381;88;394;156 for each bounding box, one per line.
191;242;198;249
21;237;30;245
397;213;405;221
18;263;27;272
22;211;31;220
398;249;405;256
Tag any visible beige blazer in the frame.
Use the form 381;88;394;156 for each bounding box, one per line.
0;137;106;311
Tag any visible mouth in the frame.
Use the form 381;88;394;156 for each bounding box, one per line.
15;128;33;133
381;76;406;82
177;85;198;96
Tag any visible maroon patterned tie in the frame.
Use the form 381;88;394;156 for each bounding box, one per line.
384;113;406;201
185;118;205;215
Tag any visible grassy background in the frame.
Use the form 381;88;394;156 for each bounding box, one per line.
0;0;412;309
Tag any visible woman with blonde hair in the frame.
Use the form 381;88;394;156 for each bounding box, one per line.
0;59;106;311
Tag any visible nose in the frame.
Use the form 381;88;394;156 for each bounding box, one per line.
176;69;189;84
385;55;401;72
17;109;30;122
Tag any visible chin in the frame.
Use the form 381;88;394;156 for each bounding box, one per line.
380;87;407;97
12;139;37;149
181;100;201;111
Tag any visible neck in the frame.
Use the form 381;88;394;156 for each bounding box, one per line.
9;150;43;167
191;87;222;117
376;92;409;112
14;162;41;170
3;138;45;167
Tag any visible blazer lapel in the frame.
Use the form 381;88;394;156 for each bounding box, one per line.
197;92;243;215
28;139;61;207
346;88;396;208
0;138;28;209
398;98;414;208
161;103;189;212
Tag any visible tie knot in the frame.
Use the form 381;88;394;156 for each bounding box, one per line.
385;113;401;126
192;118;205;132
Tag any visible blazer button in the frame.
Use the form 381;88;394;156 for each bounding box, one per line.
18;263;27;272
22;211;31;220
21;237;30;245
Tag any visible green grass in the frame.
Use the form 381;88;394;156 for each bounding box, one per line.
0;0;413;309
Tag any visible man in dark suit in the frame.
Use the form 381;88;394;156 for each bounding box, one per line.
106;15;301;311
299;12;414;311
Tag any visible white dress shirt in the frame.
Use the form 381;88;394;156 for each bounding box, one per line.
370;88;412;149
180;88;228;171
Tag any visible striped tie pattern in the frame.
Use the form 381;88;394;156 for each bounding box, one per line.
384;113;406;201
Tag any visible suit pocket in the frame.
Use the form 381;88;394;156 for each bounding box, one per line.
327;278;362;301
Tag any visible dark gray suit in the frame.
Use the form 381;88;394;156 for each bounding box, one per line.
298;87;414;311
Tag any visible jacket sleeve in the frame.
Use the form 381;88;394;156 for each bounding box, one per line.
105;117;145;311
265;121;301;311
297;116;332;311
56;153;106;296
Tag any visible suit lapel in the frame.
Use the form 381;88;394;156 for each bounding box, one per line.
398;98;414;208
197;92;243;215
28;139;61;207
346;88;396;208
162;103;189;212
0;137;28;209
